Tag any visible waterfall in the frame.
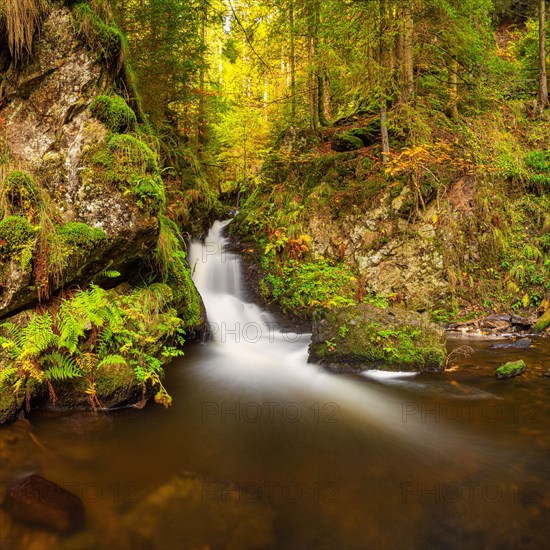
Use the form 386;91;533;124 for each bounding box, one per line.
186;220;459;449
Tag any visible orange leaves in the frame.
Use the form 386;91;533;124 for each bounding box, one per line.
385;140;460;177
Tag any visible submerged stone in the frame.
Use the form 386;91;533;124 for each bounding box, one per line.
490;339;531;350
496;360;526;380
5;475;85;532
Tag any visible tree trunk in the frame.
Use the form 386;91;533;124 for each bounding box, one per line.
197;4;208;157
323;72;332;120
396;1;413;102
379;0;391;162
307;0;320;131
289;0;297;124
540;0;548;113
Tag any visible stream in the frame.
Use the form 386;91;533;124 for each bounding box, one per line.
1;220;549;549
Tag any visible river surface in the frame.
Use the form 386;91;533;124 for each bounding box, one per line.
1;220;549;549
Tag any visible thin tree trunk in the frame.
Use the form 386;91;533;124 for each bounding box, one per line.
308;0;320;131
197;4;208;157
396;1;413;103
402;1;414;101
380;0;390;162
540;0;548;113
323;72;332;120
289;0;297;124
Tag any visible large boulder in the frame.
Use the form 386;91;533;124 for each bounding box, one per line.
309;303;447;372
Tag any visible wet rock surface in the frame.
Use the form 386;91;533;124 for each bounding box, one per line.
5;475;85;533
447;314;539;337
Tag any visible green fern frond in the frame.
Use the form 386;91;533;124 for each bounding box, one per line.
96;354;127;369
42;352;82;380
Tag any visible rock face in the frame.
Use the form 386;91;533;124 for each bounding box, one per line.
307;201;447;310
5;475;85;532
0;3;205;423
0;6;158;318
309;303;447;372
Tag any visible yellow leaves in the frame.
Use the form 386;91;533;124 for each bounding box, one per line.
385;140;462;177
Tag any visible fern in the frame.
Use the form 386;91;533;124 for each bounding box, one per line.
42;353;82;380
96;354;127;369
20;313;57;356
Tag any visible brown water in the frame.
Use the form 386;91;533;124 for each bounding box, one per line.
0;222;548;550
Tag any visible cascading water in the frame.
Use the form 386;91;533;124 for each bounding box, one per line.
2;220;547;550
187;220;463;446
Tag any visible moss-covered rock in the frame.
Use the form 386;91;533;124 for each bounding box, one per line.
347;122;381;147
58;221;106;250
72;2;126;64
534;308;550;333
90;94;136;133
331;132;364;152
0;216;37;259
309;303;447;372
496;360;526;380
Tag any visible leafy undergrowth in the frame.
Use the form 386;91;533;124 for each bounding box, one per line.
0;281;184;411
232;97;549;321
260;258;357;316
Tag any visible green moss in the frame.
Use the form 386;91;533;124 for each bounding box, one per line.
84;134;165;214
262;258;357;317
107;134;159;173
332;132;364;152
58;222;106;250
72;2;125;63
534;308;550;332
1;171;41;218
496;360;526;379
90;95;137;133
0;216;37;257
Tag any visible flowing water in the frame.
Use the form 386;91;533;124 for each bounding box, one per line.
1;220;549;549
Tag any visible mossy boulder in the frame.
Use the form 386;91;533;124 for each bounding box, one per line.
496;360;526;380
90;95;136;133
309;303;447;372
347;122;381;147
331;132;364;152
0;216;37;258
534;308;550;333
